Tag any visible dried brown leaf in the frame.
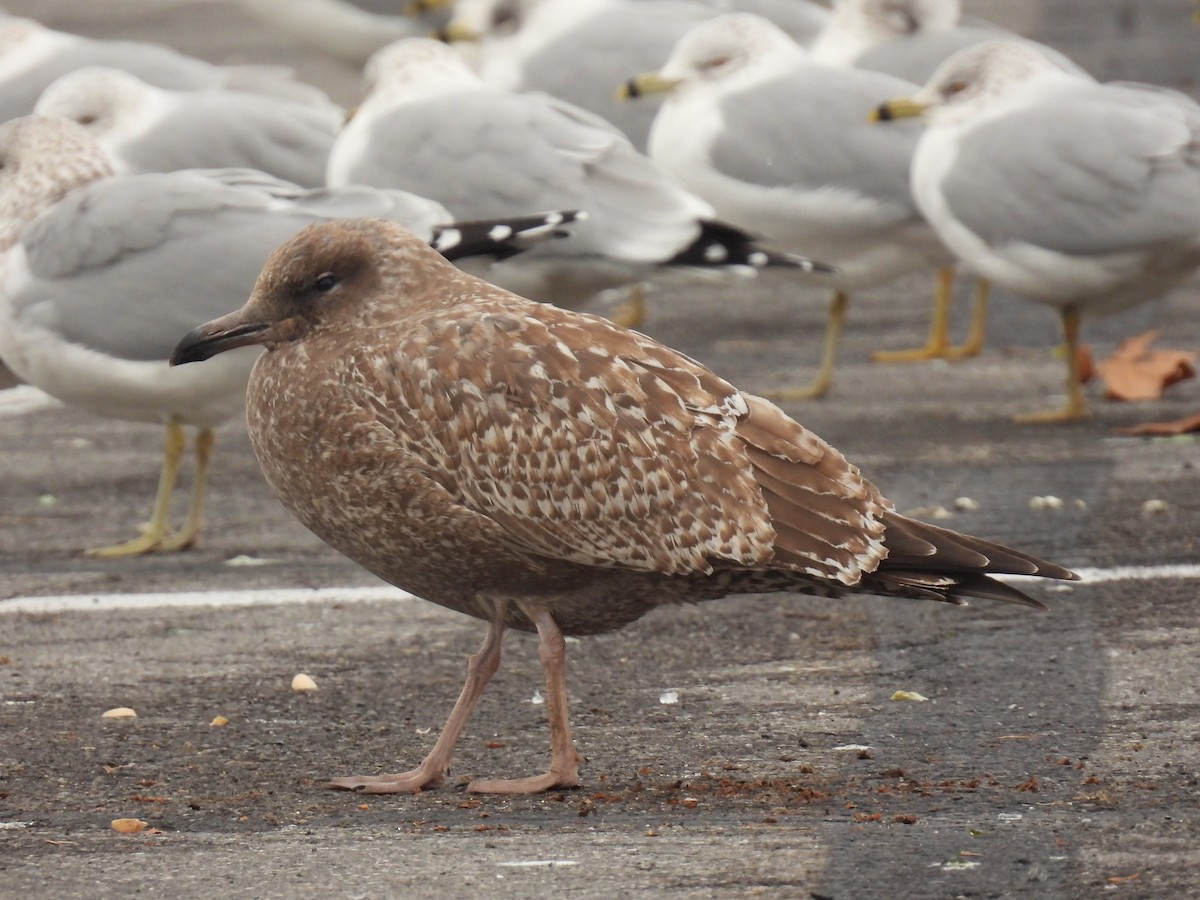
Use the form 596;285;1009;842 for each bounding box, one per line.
1095;331;1196;401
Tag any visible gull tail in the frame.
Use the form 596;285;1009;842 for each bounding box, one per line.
431;210;585;262
667;219;834;273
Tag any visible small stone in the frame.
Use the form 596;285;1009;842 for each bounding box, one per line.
111;818;148;834
291;673;318;692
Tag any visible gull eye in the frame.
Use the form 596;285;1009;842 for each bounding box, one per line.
944;80;969;97
701;55;730;71
314;272;339;293
78;114;97;126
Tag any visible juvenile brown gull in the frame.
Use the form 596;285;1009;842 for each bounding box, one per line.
0;115;578;557
172;216;1078;794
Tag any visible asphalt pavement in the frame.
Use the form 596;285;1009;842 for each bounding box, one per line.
1;2;1199;898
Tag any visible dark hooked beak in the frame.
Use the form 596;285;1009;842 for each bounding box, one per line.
170;312;271;366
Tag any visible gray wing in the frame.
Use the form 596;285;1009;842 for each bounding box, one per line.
711;64;922;215
940;83;1200;256
13;173;322;362
12;171;466;363
113;91;338;187
292;184;452;238
337;89;706;261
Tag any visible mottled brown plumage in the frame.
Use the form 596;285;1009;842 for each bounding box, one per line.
172;217;1077;795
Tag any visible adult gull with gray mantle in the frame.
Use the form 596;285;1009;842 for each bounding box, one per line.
327;37;821;329
623;13;962;398
0;14;333;123
172;216;1077;794
443;0;828;151
874;40;1200;421
0;115;577;557
34;67;342;187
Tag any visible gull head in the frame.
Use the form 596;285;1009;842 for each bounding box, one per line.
620;13;803;102
171;219;448;366
873;40;1063;127
0;115;114;251
828;0;961;43
35;67;156;143
364;36;479;103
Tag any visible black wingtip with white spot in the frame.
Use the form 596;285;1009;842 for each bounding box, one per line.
431;210;585;262
667;220;835;274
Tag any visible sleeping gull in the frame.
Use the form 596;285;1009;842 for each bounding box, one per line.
444;0;828;151
0;15;335;123
171;216;1077;794
623;13;962;397
327;36;825;327
0;115;579;557
35;67;342;187
874;40;1200;421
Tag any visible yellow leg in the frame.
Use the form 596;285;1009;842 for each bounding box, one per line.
1015;306;1090;423
946;277;989;359
85;417;186;558
763;291;846;401
610;283;647;330
872;267;955;363
157;426;214;552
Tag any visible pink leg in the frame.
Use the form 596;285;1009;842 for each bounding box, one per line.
468;605;582;794
328;619;506;794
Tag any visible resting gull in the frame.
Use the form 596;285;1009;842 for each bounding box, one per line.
0;14;335;123
172;216;1077;794
874;41;1200;421
623;13;965;397
0;115;578;556
443;0;828;151
34;67;342;187
328;36;824;327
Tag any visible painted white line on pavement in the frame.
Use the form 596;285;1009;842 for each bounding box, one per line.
1007;563;1200;586
0;586;417;614
1;564;1196;615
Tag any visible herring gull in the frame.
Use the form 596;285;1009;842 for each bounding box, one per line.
0;115;578;557
172;216;1078;794
327;36;825;327
35;67;342;187
623;13;965;397
874;41;1200;421
0;15;335;123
